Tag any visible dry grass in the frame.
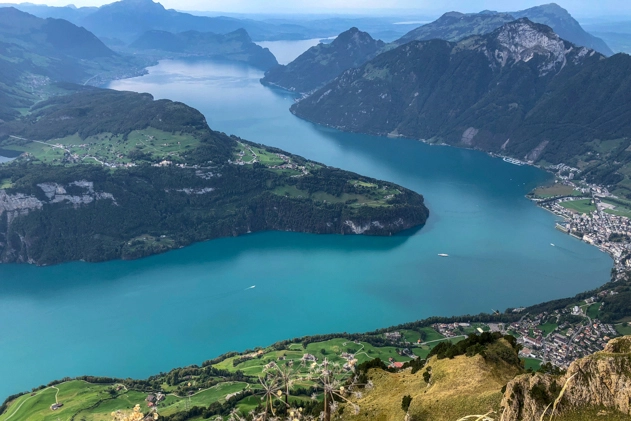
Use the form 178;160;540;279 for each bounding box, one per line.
338;352;521;421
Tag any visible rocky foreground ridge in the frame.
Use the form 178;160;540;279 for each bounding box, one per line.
501;336;631;420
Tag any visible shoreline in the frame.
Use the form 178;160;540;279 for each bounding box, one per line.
0;60;621;403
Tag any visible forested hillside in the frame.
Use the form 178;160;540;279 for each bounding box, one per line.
0;7;147;120
291;20;631;196
130;28;278;70
261;27;385;93
0;90;429;265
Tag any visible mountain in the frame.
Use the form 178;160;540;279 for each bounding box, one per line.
511;3;614;56
395;11;516;44
130;28;278;70
0;7;145;121
501;336;631;420
0;2;97;22
396;4;613;56
0;89;428;265
22;0;310;43
291;20;631;194
261;27;385;93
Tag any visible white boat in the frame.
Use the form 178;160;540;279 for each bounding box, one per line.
551;243;555;247
438;254;449;257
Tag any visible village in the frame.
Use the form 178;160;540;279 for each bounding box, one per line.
379;285;623;371
531;175;631;276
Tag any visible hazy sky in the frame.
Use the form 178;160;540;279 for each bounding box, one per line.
18;0;631;17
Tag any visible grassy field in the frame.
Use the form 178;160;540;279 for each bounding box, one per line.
587;303;602;319
531;184;579;198
214;338;414;380
538;322;558;336
0;380;252;421
271;178;401;208
401;328;444;344
159;382;249;416
0;128;201;167
560;199;596;214
0;178;13;189
615;324;631;336
521;357;543;371
603;198;631;218
0;381;113;421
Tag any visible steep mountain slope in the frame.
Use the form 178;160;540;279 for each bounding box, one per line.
511;3;614;56
340;337;523;421
396;4;612;56
130;28;278;70
501;336;631;420
0;7;145;120
0;89;429;265
292;20;631;180
261;27;385;93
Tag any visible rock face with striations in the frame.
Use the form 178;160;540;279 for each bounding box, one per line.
261;27;385;93
500;336;631;420
395;4;612;56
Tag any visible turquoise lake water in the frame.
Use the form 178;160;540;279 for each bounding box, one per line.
0;51;613;398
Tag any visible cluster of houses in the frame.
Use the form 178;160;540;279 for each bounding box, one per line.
513;306;619;368
432;323;472;337
145;392;165;408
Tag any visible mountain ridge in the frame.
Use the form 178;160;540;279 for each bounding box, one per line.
261;27;385;93
290;19;631;195
129;28;278;70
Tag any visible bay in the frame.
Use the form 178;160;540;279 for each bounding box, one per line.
0;50;612;398
256;38;324;65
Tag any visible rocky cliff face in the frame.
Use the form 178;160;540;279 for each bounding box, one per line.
500;336;631;420
0;180;116;264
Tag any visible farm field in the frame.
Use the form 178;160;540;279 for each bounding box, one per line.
531;184;579;198
560;199;596;214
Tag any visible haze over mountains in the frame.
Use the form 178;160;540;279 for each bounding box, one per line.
129;28;278;70
398;4;613;56
0;7;146;120
261;3;613;94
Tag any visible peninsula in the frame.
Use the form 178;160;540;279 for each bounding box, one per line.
0;89;429;266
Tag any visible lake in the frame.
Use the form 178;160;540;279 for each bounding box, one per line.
0;46;613;398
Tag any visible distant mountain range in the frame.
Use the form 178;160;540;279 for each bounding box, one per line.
260;3;613;94
0;7;146;120
130;28;278;70
398;4;613;56
2;0;319;43
291;19;631;195
261;27;384;93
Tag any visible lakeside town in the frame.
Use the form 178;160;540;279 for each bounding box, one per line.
380;287;623;370
373;162;631;372
528;165;631;277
